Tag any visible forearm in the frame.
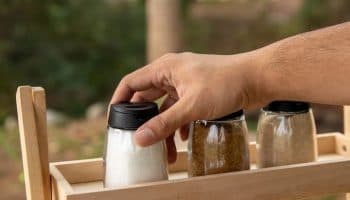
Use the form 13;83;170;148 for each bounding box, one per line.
255;22;350;105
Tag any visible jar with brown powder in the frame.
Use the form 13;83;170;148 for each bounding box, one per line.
188;110;250;177
257;101;317;168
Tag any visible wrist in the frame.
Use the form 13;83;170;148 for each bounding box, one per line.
237;49;277;109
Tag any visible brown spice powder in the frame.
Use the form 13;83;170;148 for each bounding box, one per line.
188;120;250;177
257;112;317;168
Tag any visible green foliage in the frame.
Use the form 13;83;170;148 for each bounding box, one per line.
1;0;350;121
184;0;350;54
0;128;21;160
0;0;146;118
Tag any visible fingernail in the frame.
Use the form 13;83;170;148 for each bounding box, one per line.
135;128;155;146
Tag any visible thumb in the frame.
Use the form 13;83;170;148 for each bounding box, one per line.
134;99;190;147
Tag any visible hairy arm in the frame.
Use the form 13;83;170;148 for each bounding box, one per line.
256;22;350;105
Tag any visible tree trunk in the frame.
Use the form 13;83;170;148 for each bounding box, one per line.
146;0;182;62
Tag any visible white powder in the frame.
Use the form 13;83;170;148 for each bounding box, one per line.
104;128;168;188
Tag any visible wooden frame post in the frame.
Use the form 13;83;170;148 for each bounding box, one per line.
344;106;350;200
16;86;51;200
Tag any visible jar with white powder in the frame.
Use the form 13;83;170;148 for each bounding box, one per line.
104;102;168;188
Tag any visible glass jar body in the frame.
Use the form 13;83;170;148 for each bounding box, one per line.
104;127;168;188
188;116;250;177
257;110;317;168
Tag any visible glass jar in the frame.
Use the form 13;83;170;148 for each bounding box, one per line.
188;110;250;177
257;101;317;168
104;102;168;188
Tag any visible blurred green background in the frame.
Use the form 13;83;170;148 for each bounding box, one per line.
0;0;350;199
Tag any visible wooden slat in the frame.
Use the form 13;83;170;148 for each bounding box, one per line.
48;133;350;200
317;133;337;155
64;159;350;200
16;86;46;200
52;133;340;184
32;87;51;200
344;106;350;137
50;164;73;200
341;106;350;200
55;159;103;184
336;134;350;157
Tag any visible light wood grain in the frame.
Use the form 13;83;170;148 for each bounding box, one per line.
50;164;73;200
317;133;337;154
336;128;350;199
16;86;46;200
62;158;350;200
32;87;51;200
51;133;341;185
55;158;103;184
54;153;350;193
344;106;350;137
49;133;350;200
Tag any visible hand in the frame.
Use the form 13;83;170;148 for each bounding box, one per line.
110;52;267;163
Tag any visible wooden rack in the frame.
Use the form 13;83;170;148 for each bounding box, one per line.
16;86;350;200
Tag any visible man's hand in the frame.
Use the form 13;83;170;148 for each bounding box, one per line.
110;52;265;163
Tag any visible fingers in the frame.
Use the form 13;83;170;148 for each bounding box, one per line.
110;52;182;105
159;95;178;112
166;134;177;164
110;65;156;104
134;98;191;147
131;88;166;102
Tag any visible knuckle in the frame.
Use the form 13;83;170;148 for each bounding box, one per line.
122;73;132;83
157;53;179;69
120;76;130;87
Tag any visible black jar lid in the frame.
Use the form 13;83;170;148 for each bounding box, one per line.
108;102;159;130
263;101;310;113
213;110;244;121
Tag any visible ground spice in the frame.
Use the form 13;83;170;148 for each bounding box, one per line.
257;111;317;168
188;118;250;177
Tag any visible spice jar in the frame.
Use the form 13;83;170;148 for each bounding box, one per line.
104;102;168;188
257;101;317;168
188;110;250;177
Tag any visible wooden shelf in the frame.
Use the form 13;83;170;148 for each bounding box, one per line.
49;133;350;200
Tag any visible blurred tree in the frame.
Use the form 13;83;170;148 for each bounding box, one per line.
146;0;182;61
0;0;146;119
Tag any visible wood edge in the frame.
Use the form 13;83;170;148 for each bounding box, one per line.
32;87;51;200
51;132;343;185
50;164;74;194
52;158;103;184
16;86;46;200
344;106;350;136
335;134;350;157
67;158;350;199
51;158;102;167
317;132;338;155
